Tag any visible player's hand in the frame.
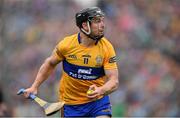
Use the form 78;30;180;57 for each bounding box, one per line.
23;87;38;98
86;84;104;99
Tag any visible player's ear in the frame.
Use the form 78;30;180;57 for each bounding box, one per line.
82;22;88;30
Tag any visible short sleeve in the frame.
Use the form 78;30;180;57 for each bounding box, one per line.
52;40;65;61
103;43;118;70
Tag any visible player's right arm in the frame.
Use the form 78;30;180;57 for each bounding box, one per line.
23;53;61;98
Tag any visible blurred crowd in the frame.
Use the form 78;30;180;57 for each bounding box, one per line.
0;0;179;117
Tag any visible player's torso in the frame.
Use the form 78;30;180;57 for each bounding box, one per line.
59;34;108;104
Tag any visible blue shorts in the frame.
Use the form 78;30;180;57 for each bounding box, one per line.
62;96;112;117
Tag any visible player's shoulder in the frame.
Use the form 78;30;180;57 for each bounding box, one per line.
99;37;113;48
57;34;77;45
64;34;77;40
56;33;78;51
62;34;77;43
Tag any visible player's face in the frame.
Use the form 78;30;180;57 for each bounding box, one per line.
90;16;105;37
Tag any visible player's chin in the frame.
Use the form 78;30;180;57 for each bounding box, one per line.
99;31;104;35
96;31;103;36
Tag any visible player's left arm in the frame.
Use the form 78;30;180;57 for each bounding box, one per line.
87;40;119;98
87;68;119;98
101;68;119;95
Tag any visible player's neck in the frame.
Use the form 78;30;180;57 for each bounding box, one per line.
79;32;96;47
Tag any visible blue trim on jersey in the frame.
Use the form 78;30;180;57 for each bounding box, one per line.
63;60;105;80
78;33;81;44
63;96;112;117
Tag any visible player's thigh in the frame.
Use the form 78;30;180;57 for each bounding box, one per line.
96;115;111;118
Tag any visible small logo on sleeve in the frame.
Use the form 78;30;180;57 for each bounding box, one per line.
109;56;116;63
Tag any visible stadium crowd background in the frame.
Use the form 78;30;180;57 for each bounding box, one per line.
0;0;179;117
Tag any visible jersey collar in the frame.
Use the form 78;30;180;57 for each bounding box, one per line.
78;33;81;44
78;33;98;45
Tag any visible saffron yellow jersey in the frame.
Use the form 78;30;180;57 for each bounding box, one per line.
53;33;117;105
